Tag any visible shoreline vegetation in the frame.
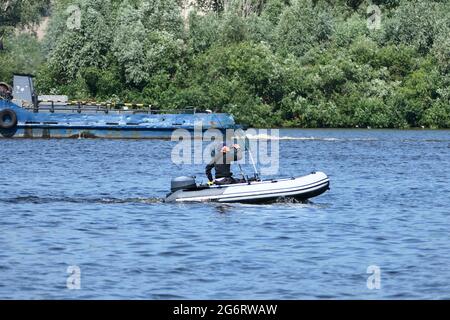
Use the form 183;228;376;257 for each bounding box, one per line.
0;0;449;129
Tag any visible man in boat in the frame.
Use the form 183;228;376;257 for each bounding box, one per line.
206;142;243;185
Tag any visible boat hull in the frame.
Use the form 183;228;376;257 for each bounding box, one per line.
0;101;237;139
165;172;330;203
1;126;224;139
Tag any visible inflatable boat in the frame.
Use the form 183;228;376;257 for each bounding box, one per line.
165;171;330;203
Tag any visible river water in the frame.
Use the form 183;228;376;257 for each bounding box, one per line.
0;129;449;299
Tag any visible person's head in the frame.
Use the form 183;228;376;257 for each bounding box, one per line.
211;141;238;158
220;143;230;153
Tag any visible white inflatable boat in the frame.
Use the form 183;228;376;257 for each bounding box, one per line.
165;171;330;203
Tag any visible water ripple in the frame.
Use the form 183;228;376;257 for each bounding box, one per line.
0;129;449;299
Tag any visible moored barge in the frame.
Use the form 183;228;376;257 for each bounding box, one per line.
0;75;237;139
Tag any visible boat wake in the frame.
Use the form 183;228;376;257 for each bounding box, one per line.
245;133;450;143
274;197;330;208
0;195;163;205
244;133;378;141
210;199;330;211
1;191;330;207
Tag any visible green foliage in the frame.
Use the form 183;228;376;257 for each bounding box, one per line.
112;1;184;87
44;0;115;83
1;0;448;128
393;63;441;127
276;0;335;57
0;0;50;31
0;34;45;80
0;0;50;50
183;41;285;125
422;102;450;129
140;0;184;37
261;0;288;25
79;65;123;99
187;11;221;54
431;25;450;73
194;0;227;13
383;0;450;54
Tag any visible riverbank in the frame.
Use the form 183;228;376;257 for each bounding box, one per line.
1;1;449;129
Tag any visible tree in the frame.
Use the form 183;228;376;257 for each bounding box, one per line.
0;0;50;50
276;0;335;57
194;0;228;13
187;11;221;54
45;0;114;83
432;24;450;73
29;0;450;128
0;34;44;82
39;0;185;99
112;0;184;87
383;0;450;54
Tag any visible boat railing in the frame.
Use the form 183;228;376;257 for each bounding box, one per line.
21;100;200;115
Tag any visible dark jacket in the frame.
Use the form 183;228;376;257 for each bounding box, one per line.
205;146;242;181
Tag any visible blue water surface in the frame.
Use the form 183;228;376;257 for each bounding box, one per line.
0;129;449;299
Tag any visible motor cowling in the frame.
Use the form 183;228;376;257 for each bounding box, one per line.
171;176;197;192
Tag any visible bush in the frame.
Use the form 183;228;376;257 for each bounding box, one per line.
0;34;44;82
276;0;335;57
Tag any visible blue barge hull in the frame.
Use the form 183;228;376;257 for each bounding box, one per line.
0;101;237;139
0;75;238;139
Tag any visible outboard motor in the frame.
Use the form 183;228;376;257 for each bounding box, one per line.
171;176;197;192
